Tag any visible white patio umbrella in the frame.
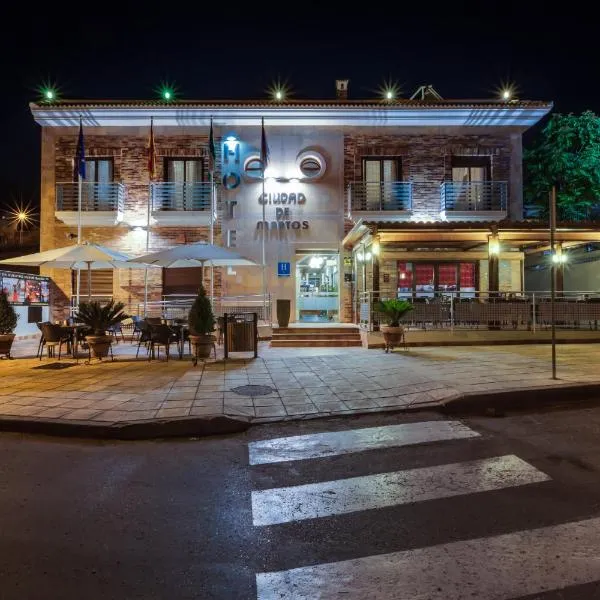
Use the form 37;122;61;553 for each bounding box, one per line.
129;242;258;269
0;242;154;305
129;241;259;314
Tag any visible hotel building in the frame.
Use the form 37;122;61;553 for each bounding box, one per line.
32;81;598;332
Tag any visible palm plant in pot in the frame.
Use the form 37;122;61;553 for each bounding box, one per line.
0;292;18;359
188;285;216;360
375;298;413;352
76;300;128;359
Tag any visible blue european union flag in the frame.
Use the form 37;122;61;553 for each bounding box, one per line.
75;118;86;179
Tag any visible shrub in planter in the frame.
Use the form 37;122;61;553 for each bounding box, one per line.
375;298;413;352
188;285;216;361
76;300;128;359
0;292;18;358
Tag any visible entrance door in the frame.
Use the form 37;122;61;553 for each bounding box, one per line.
296;252;339;322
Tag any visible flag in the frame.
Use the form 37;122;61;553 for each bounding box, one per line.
148;117;156;181
208;117;216;174
75;117;85;179
260;117;270;174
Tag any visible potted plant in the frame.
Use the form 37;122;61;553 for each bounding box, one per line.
76;300;128;359
0;292;18;359
375;298;413;352
188;285;216;360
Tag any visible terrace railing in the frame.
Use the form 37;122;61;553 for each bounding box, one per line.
56;182;125;212
441;181;507;213
357;290;600;332
347;181;412;213
150;182;212;212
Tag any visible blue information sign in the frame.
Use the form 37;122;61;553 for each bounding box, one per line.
277;262;291;277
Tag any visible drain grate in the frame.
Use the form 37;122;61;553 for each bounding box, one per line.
32;362;78;370
231;384;275;397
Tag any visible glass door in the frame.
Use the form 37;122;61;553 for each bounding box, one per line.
363;158;401;210
296;252;339;322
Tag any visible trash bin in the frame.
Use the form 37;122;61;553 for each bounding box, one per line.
224;313;258;358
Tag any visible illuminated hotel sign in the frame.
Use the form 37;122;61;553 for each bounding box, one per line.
256;192;309;230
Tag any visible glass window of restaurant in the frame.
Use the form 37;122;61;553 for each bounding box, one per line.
397;262;477;298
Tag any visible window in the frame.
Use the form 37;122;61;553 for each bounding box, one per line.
362;157;403;210
163;267;202;296
78;158;114;210
165;158;205;183
71;269;113;299
451;156;491;183
397;261;478;298
451;156;492;209
85;158;114;183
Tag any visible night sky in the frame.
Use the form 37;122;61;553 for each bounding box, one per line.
1;1;597;209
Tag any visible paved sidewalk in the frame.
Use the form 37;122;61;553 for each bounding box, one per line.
1;340;600;433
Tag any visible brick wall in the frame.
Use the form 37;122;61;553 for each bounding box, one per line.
344;133;513;213
43;130;221;320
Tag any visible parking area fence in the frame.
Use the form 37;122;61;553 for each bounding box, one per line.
357;291;600;332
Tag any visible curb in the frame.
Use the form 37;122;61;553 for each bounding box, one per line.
440;382;600;416
0;415;251;440
2;383;600;440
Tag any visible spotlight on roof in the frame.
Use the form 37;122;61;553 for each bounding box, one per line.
502;89;511;101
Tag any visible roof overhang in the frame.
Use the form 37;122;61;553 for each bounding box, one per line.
344;220;600;246
30;103;552;129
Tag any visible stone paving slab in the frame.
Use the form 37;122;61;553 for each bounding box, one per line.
1;339;600;435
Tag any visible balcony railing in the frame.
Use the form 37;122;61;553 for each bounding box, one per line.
348;181;412;213
150;182;212;212
56;182;125;212
441;181;507;213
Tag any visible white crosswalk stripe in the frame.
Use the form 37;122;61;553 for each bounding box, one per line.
256;517;600;599
248;420;479;465
249;419;578;600
251;454;549;526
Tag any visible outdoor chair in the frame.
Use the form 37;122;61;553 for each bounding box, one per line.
39;322;71;360
147;323;179;361
35;321;51;358
130;315;144;341
107;322;125;344
135;320;154;358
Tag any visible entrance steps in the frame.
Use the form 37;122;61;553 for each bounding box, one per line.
271;326;362;347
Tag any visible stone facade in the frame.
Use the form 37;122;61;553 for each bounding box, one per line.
344;131;515;217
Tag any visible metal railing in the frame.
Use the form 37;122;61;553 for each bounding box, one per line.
358;290;600;332
56;182;125;212
441;181;507;212
137;294;272;325
150;182;212;211
348;181;412;212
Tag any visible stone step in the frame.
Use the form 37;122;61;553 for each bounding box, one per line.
270;339;363;347
274;327;359;334
272;333;361;341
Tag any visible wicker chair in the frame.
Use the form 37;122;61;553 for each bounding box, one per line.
39;322;71;360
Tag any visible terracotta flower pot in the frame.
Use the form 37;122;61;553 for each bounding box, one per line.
85;335;113;359
381;325;405;353
276;299;291;328
0;333;15;358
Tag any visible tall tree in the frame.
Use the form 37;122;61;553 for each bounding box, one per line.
524;111;600;220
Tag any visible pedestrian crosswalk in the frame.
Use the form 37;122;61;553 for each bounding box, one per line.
249;419;600;599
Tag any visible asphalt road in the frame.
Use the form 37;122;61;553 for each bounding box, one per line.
2;407;600;599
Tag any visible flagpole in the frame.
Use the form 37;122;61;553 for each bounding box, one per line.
261;118;267;324
210;117;215;304
75;116;84;312
143;117;154;317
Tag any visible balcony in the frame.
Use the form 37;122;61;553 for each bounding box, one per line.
150;182;213;226
441;181;507;221
55;182;125;226
347;181;412;221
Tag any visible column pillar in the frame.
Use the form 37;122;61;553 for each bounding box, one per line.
372;240;380;331
488;234;500;294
